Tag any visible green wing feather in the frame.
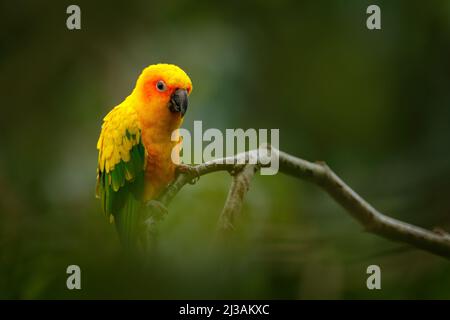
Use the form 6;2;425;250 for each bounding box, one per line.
97;142;147;248
96;106;147;249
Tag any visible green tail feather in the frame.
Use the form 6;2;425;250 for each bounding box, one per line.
114;191;146;249
110;168;146;249
97;142;147;250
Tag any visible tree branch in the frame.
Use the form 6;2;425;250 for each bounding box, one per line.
217;164;258;233
156;147;450;259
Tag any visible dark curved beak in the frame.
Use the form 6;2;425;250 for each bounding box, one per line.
169;88;188;116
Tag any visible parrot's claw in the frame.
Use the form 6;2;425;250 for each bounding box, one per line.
145;200;168;221
176;164;200;184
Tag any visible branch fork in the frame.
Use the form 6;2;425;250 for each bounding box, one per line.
152;147;450;259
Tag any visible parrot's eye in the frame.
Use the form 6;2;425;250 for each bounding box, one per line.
156;80;167;92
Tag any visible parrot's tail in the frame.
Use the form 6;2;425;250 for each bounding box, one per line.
114;193;147;250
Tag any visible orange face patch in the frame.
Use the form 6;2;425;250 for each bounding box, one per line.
137;64;193;103
142;78;172;101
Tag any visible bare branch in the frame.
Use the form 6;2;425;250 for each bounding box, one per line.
158;150;262;206
217;164;258;233
157;147;450;259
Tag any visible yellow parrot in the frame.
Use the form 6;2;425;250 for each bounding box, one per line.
96;64;192;248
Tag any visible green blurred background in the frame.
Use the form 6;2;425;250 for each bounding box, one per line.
1;0;450;299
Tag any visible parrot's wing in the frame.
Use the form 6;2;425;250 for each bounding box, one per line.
96;103;147;247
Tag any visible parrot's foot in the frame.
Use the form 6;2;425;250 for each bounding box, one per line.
145;199;168;221
176;164;200;184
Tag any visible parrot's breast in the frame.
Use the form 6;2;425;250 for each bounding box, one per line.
143;140;178;200
139;115;182;201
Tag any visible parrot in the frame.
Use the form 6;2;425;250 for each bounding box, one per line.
96;63;193;248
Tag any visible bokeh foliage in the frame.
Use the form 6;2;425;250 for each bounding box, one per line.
0;0;449;299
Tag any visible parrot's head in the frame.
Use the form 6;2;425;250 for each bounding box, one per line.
133;64;192;125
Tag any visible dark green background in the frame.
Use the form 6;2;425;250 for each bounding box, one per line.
1;1;449;299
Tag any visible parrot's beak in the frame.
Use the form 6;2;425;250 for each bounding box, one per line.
169;88;188;117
